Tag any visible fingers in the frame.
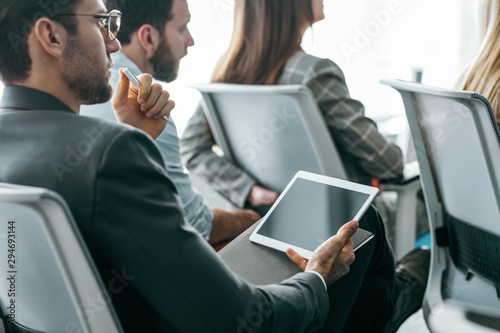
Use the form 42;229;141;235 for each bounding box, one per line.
140;84;166;117
336;220;359;243
342;238;355;266
248;185;280;206
344;237;354;251
147;92;174;120
158;99;175;120
314;220;358;258
114;68;132;104
136;74;153;104
264;190;280;205
335;239;355;279
286;248;308;271
302;221;358;286
136;74;175;119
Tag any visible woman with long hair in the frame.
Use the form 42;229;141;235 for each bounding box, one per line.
461;0;500;125
181;0;403;213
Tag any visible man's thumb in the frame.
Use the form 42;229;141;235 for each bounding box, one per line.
114;68;130;103
337;220;359;241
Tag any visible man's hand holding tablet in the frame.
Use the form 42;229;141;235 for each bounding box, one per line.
248;171;378;288
249;171;377;259
286;220;359;286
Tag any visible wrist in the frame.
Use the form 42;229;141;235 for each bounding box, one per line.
306;271;328;291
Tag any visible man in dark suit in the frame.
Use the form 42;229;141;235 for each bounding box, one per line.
0;0;423;331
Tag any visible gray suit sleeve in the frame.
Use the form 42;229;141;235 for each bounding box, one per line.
92;129;329;332
304;59;403;180
180;103;256;208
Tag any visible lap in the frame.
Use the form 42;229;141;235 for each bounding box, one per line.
218;205;396;332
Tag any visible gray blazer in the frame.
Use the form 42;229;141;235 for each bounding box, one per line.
0;86;328;332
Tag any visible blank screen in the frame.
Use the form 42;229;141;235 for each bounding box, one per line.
257;178;370;251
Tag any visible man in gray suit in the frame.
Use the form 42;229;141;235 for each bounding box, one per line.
0;0;419;331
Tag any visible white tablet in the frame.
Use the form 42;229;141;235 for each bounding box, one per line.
249;171;379;259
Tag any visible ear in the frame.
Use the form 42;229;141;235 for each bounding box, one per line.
136;24;162;59
31;17;67;58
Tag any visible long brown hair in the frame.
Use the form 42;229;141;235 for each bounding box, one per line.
212;0;314;84
462;0;500;124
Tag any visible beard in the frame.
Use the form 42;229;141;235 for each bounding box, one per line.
149;37;179;83
62;35;113;105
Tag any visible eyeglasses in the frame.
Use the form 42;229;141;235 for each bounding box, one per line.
52;9;122;40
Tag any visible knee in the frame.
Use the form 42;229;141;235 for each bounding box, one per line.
359;205;386;236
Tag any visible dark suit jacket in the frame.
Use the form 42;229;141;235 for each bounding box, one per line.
0;86;328;332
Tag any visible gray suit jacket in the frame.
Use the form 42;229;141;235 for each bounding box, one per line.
0;86;328;332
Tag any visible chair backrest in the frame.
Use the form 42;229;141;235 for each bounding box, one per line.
0;183;123;333
192;83;347;192
381;79;500;325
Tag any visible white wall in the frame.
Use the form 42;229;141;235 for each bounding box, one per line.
302;0;479;119
172;0;481;135
0;0;481;136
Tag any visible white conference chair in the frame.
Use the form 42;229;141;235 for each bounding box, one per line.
192;84;347;190
381;79;500;332
0;183;123;333
192;83;420;258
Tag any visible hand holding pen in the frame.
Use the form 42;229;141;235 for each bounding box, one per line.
112;68;174;140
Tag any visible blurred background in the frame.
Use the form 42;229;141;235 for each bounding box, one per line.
0;3;481;330
161;0;479;138
0;0;480;145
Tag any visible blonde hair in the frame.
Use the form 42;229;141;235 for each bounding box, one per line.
462;0;500;125
212;0;313;84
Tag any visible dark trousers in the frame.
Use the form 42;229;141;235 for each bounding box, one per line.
239;204;397;332
319;206;397;333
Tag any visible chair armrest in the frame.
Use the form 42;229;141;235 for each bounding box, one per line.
381;161;420;187
381;176;420;190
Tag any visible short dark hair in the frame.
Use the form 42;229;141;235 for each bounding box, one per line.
0;0;82;84
105;0;173;45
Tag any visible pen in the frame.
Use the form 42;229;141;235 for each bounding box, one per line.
122;68;169;121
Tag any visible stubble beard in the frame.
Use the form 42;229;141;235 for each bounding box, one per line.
62;35;113;105
149;37;179;83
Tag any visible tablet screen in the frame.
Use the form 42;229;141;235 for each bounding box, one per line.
256;178;370;252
